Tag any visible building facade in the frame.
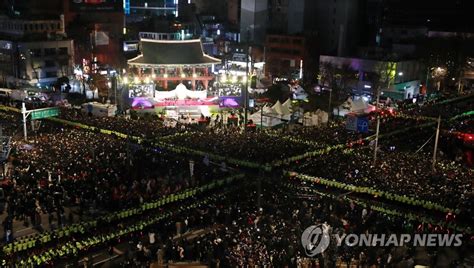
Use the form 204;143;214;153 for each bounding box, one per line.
128;39;220;90
265;35;306;80
0;14;73;87
320;55;424;99
240;0;267;44
17;39;74;86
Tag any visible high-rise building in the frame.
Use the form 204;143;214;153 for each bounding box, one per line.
227;0;240;28
128;0;178;18
307;0;363;57
265;34;306;80
240;0;267;44
267;0;304;35
64;0;125;69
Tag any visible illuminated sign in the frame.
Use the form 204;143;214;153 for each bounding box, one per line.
70;0;123;12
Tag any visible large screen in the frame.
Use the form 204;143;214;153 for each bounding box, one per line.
70;0;123;12
219;97;241;108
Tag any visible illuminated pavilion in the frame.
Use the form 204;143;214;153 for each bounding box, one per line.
127;39;221;90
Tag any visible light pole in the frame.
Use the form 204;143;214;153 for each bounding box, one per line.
243;33;250;130
372;68;404;164
328;87;332;119
373;85;381;165
432;115;441;171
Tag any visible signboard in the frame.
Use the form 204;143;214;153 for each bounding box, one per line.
357;117;369;133
70;0;123;12
31;107;59;120
219;96;241;108
346;114;368;133
346;114;357;131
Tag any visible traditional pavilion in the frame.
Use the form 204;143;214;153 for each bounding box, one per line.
127;39;221;90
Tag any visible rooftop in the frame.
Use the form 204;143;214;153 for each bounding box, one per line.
128;38;221;67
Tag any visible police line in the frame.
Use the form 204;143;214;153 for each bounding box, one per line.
286;171;455;214
10;189;236;267
2;174;245;257
283;182;472;235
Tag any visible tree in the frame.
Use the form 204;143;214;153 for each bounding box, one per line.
416;35;474;92
263;83;291;103
318;62;357;114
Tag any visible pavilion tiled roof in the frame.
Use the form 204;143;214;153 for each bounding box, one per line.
128;38;221;67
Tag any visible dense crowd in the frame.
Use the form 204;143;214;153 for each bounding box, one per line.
160;179;472;267
0;111;226;242
0;93;472;266
58;108;195;139
403;94;474;119
296;147;473;217
162;128;318;164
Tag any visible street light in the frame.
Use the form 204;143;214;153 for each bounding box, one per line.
123;77;129;84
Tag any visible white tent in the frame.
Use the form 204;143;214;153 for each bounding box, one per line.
154;83;207;100
301;109;329;126
351;98;368;113
249;99;293;127
334;98;373;116
249;105;283;127
282;99;292;114
272;100;284;115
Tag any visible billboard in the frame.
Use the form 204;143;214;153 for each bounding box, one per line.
219;96;241;108
70;0;123;12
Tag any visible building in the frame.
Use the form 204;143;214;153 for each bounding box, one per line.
227;0;240;28
309;0;363;56
0;40;16;86
0;14;73;87
17;39;74;87
267;0;305;35
127;39;220;90
0;14;65;37
127;0;178;19
320;55;424;100
265;35;306;80
0;38;74;87
64;0;125;71
240;0;267;44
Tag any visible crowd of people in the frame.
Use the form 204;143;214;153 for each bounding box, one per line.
159;179;473;267
0;92;472;266
0;110;227;250
58;108;194;139
296;147;473;217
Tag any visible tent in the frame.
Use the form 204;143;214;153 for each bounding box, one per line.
334;98;374;116
249;105;283;127
271;100;292;120
301;109;329;126
249;99;293;127
282;99;292;114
